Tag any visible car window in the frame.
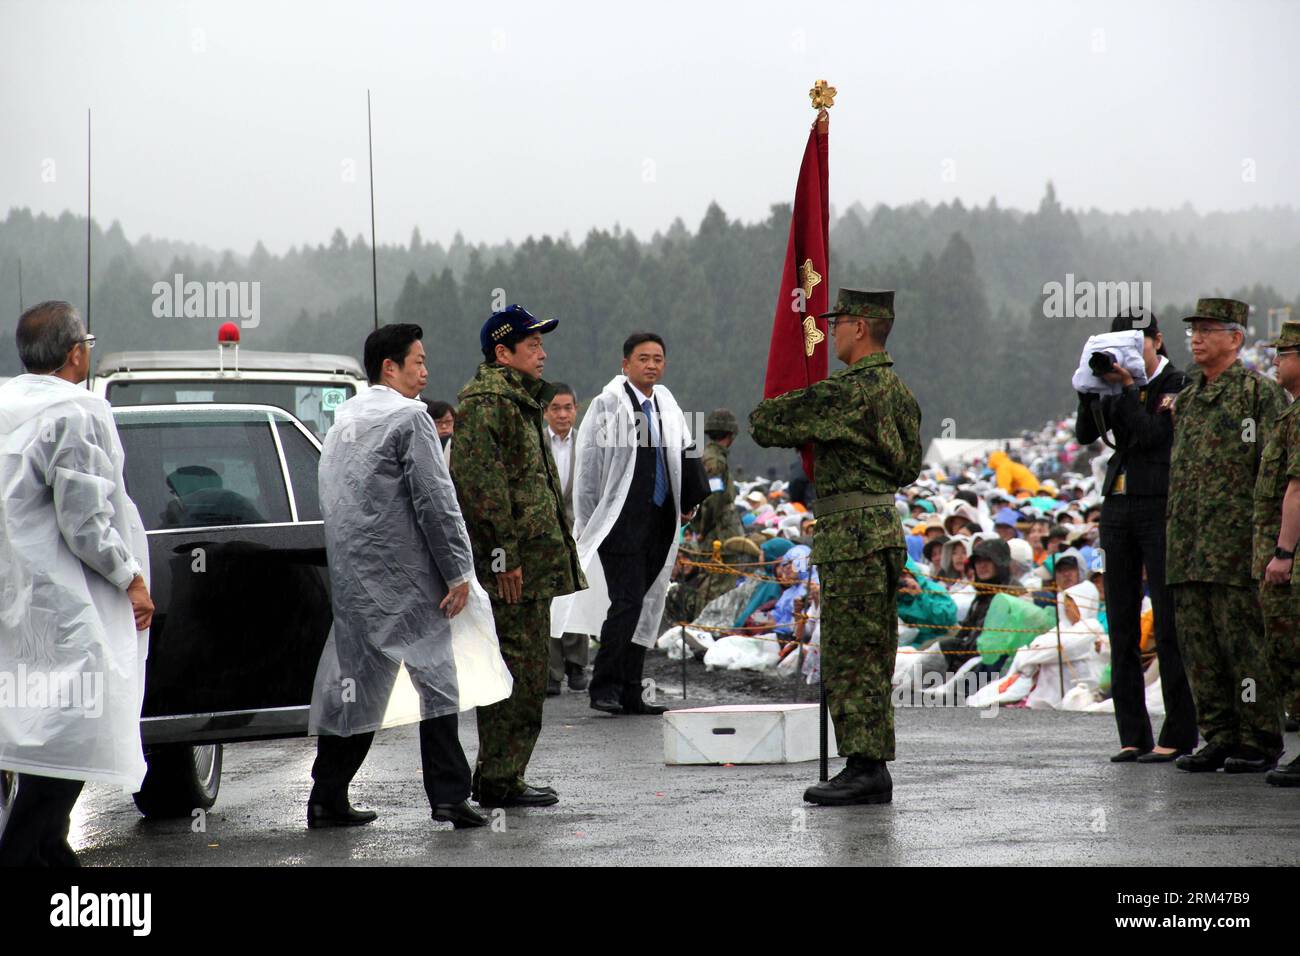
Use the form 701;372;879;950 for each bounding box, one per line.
118;418;293;531
276;420;322;521
108;381;354;438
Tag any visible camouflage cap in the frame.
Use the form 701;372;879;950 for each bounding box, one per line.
817;288;895;321
722;535;763;561
705;408;739;434
1265;320;1300;352
1182;297;1248;326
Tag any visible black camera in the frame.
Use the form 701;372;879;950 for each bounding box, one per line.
1088;350;1117;376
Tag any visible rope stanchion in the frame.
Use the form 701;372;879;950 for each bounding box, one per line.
1055;613;1066;699
679;624;688;700
795;642;805;703
679;558;1105;611
670;546;1103;706
819;676;828;782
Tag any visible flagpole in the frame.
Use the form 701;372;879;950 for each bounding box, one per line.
807;79;835;782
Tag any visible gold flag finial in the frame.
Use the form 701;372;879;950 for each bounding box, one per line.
809;79;837;110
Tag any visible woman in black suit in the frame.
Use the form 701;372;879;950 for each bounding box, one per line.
1075;312;1199;763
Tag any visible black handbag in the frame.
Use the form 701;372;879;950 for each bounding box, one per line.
679;445;711;513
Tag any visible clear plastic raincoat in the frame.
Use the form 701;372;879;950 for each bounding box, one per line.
0;375;150;791
549;375;687;648
309;386;511;736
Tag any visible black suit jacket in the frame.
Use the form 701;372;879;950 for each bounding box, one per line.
1075;359;1187;497
603;384;676;554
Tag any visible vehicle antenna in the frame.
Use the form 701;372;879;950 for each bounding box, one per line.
86;108;93;390
368;90;379;332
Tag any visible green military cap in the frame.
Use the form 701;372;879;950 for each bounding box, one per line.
705;408;738;434
1265;320;1300;352
817;288;895;321
1183;297;1248;326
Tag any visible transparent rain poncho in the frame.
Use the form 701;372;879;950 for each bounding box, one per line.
309;386;511;736
0;375;150;791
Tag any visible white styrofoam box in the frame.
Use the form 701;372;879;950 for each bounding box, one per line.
662;703;837;765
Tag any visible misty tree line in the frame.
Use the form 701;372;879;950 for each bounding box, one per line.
2;185;1298;472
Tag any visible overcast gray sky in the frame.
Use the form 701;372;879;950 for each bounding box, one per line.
2;0;1297;254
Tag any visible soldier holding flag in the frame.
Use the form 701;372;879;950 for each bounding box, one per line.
750;289;921;805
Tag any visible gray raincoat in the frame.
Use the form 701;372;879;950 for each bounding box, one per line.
309;386;511;736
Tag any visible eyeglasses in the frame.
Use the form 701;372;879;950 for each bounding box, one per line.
826;315;863;331
1185;325;1238;338
82;334;96;350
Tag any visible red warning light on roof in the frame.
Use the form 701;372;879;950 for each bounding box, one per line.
217;322;241;344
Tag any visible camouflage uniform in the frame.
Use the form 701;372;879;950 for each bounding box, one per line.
451;361;585;799
692;425;744;549
1252;340;1300;745
1168;332;1286;756
750;353;922;761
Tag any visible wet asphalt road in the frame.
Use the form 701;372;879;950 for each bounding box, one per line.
71;688;1300;866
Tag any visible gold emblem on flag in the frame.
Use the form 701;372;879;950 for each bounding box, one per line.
809;80;837;110
798;258;825;356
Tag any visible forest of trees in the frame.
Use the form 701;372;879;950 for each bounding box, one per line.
3;186;1298;473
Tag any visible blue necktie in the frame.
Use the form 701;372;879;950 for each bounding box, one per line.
643;398;668;507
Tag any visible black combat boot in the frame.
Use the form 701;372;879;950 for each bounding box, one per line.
1174;741;1234;773
803;756;892;806
1222;746;1279;774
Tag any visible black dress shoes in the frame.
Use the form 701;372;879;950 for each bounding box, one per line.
1135;749;1189;763
590;696;624;714
432;800;489;828
1265;754;1300;787
566;665;589;691
477;786;559;808
803;757;892;806
1175;741;1234;773
625;700;669;715
1222;747;1278;774
307;800;378;829
1109;748;1146;763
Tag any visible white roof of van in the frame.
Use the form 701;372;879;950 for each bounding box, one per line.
96;349;365;378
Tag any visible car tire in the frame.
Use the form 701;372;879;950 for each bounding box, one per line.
0;770;18;841
132;744;222;819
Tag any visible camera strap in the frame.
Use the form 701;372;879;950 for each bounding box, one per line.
1090;402;1116;450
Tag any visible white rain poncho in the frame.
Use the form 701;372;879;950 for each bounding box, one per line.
965;580;1109;709
549;375;687;649
1071;329;1150;395
0;374;150;791
309;386;511;737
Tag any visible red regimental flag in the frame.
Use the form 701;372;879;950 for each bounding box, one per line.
763;116;830;479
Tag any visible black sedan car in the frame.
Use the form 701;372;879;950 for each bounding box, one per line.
4;404;336;820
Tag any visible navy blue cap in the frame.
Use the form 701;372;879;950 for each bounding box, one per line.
480;304;559;354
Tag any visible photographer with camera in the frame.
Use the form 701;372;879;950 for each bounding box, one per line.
1075;312;1198;763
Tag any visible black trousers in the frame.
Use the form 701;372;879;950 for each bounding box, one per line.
0;773;84;868
310;713;470;808
590;502;676;707
1100;493;1199;752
